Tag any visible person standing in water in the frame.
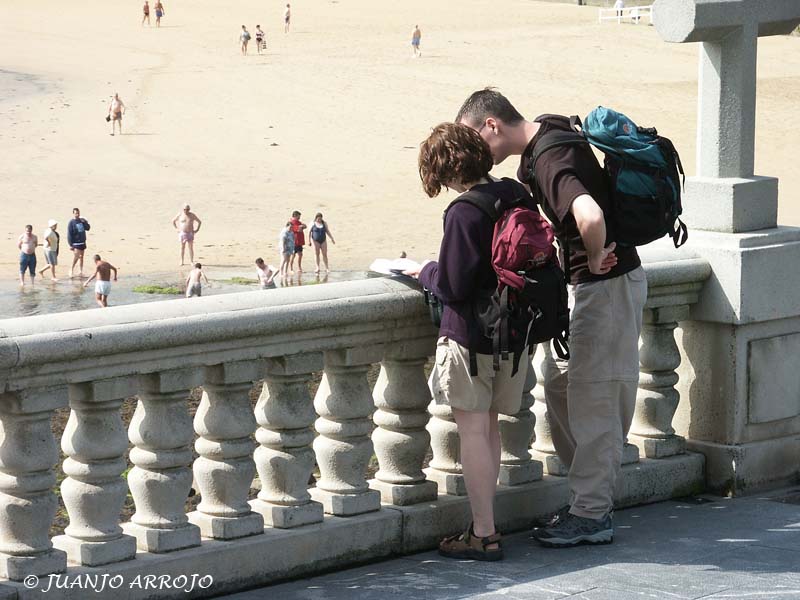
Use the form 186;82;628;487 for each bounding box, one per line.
39;219;60;281
17;224;38;286
67;207;91;277
308;212;336;274
84;255;118;308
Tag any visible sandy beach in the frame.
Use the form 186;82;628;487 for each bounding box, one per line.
1;0;799;286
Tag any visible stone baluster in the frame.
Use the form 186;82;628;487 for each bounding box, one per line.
188;362;264;539
53;379;137;566
499;356;543;485
425;402;465;496
311;347;382;515
631;306;687;458
250;353;324;528
370;340;438;505
0;387;67;580
530;347;568;476
123;370;201;552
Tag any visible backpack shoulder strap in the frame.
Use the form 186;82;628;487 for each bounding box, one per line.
444;189;506;223
530;130;590;174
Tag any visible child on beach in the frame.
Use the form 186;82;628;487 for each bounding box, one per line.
84;254;117;308
185;263;209;297
289;210;307;273
17;224;38;286
39;219;59;281
309;212;336;273
255;258;277;289
279;222;295;276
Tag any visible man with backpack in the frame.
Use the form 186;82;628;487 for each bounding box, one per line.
457;88;648;547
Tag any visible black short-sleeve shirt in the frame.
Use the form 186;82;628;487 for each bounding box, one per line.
517;114;640;285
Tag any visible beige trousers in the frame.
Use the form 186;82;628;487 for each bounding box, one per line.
542;266;647;519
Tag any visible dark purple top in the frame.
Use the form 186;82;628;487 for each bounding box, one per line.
418;178;535;354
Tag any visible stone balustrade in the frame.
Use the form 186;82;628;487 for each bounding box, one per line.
0;265;709;599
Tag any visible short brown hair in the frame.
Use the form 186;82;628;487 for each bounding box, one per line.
418;123;493;198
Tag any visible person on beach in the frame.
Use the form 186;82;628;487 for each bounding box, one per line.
39;219;60;281
67;207;91;278
284;4;291;33
17;224;38;286
411;25;422;58
240;25;251;55
172;203;202;266
154;1;165;27
255;25;265;54
614;0;625;17
255;258;277;289
409;122;533;561
108;93;125;136
309;212;335;273
279;222;295;276
185;263;209;298
84;254;117;308
289;210;307;273
142;1;151;25
456;88;644;548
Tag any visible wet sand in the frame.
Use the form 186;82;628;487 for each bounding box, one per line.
1;0;799;289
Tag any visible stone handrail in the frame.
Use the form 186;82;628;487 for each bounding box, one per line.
0;259;710;598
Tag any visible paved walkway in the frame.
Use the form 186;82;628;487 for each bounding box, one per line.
220;488;800;600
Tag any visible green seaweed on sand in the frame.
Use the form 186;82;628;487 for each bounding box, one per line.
132;284;183;295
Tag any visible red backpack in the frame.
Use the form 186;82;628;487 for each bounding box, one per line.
443;181;570;376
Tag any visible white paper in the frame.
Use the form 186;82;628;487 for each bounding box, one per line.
369;258;422;275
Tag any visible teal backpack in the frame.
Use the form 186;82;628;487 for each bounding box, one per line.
531;107;688;248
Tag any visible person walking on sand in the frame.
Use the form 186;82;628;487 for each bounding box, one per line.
309;212;335;273
255;25;266;54
67;207;91;278
142;1;151;26
154;0;165;27
284;4;291;33
172;203;202;265
411;25;422;57
84;254;117;308
39;219;60;281
17;224;38;287
108;93;125;136
185;263;209;298
240;25;251;55
255;258;277;289
278;222;295;276
289;210;306;273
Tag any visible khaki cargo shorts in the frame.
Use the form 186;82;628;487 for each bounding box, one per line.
429;336;529;415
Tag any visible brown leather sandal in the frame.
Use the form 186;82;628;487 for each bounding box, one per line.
438;523;504;561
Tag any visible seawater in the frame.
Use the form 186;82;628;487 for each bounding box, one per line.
0;270;376;319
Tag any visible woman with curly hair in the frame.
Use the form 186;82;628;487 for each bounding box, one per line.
410;122;536;561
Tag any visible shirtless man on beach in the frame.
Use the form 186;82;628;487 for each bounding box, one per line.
185;263;209;298
84;254;117;308
142;1;151;25
172;204;202;265
411;25;422;57
108;93;125;136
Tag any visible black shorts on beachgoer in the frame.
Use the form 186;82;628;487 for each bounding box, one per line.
294;244;303;254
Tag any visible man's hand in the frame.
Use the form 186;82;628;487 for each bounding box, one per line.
587;242;618;275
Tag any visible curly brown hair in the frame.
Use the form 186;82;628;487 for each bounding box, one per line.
418;122;493;198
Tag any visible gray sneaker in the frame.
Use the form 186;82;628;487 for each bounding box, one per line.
532;511;613;547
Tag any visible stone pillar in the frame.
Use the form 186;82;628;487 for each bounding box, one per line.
498;357;543;485
123;370;201;553
370;339;438;505
311;346;382;515
631;306;688;459
189;362;263;539
53;379;137;566
530;347;568;476
250;353;324;528
425;402;465;496
0;387;67;580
